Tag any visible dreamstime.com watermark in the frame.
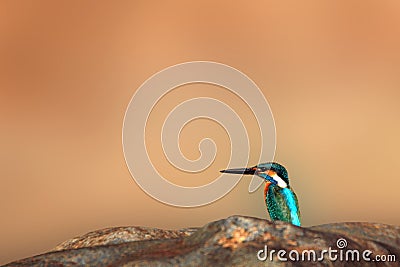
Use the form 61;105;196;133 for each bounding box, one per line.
122;61;276;207
257;238;397;263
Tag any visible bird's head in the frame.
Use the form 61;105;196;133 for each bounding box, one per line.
220;162;289;188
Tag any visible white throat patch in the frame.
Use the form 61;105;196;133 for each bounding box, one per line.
272;173;288;188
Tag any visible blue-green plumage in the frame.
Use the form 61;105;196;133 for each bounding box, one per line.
266;185;301;226
221;162;301;226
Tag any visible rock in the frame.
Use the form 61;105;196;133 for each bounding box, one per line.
52;226;198;251
4;216;400;266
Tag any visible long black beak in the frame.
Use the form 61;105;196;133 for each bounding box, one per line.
220;167;256;175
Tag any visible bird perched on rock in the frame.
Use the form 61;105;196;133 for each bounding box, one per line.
220;162;301;226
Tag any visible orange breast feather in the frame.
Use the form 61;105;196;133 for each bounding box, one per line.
264;181;271;199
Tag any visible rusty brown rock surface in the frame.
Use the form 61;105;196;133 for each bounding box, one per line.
310;222;400;250
4;216;400;267
52;226;199;251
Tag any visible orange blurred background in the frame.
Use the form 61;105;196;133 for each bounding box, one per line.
1;0;400;264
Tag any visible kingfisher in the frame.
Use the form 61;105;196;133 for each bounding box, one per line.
220;162;301;226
